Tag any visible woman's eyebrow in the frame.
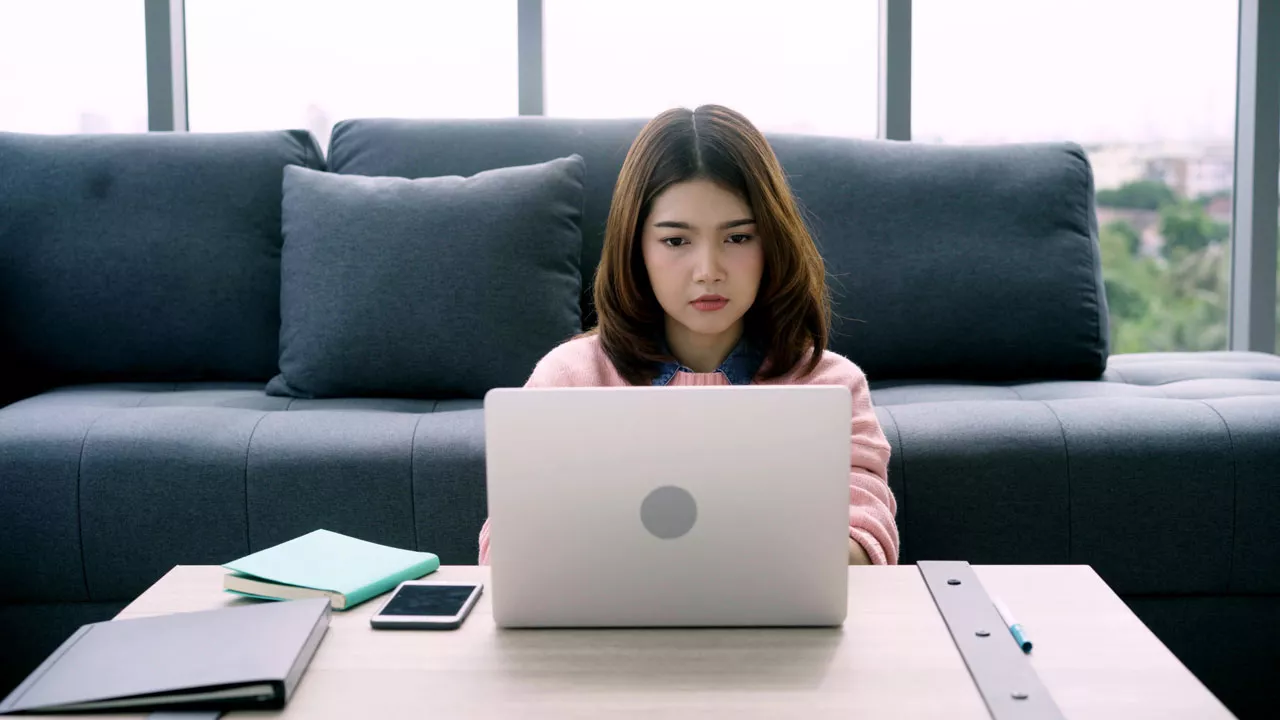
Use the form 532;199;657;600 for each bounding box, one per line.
651;218;755;230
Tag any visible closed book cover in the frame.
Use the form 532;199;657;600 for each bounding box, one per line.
223;529;439;610
0;597;329;715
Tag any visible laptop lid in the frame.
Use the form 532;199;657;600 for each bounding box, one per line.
484;384;851;628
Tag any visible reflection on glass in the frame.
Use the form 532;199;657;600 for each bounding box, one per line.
544;0;878;138
0;1;147;133
915;0;1238;353
186;0;517;151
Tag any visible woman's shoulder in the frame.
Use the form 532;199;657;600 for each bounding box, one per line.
538;333;603;364
772;349;870;390
525;333;622;387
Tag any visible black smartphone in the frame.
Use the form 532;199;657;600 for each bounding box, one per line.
369;580;484;630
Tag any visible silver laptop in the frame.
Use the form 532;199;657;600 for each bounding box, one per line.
483;384;852;628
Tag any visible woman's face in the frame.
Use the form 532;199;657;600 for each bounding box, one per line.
640;178;764;347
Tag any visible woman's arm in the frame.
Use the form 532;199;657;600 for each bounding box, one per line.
843;367;900;565
849;537;872;565
478;338;602;564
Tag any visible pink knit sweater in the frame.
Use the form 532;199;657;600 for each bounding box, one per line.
477;334;900;565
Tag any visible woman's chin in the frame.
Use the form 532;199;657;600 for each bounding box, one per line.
671;315;745;339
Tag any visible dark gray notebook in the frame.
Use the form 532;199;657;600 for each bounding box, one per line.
0;597;330;715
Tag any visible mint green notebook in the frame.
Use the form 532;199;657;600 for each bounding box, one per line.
222;529;439;610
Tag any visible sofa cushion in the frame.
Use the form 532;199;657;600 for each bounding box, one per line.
1104;351;1280;384
0;130;325;388
3;349;1276;601
1206;396;1280;593
872;351;1280;595
0;404;99;603
2;384;481;414
880;400;1072;566
266;157;586;399
78;407;263;600
767;136;1107;381
869;351;1280;406
1050;397;1236;595
879;394;1243;595
0;386;488;603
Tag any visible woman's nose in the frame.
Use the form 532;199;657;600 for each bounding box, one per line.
693;245;726;284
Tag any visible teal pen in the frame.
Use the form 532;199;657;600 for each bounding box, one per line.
992;596;1033;653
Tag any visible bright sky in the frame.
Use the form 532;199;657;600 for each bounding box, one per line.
0;0;1239;148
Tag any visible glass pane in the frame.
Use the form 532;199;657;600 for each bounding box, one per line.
544;0;878;137
915;0;1238;354
186;0;518;151
0;1;147;133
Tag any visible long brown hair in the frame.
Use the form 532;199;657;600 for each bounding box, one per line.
592;104;831;385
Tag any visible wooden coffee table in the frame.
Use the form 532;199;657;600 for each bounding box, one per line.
28;565;1234;719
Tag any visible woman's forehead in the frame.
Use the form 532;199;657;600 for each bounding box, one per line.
649;179;753;223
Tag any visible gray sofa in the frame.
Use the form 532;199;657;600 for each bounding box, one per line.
2;120;1277;719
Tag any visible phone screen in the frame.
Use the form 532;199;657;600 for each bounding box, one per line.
379;584;477;617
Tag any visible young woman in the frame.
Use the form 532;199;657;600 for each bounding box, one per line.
479;105;898;566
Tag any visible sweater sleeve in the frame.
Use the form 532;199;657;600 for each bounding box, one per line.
842;367;900;565
477;342;590;564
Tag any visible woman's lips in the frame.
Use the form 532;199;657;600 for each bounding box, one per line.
691;296;728;312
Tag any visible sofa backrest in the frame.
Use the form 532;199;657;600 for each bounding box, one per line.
0;130;325;392
0;120;1109;392
329;118;1110;381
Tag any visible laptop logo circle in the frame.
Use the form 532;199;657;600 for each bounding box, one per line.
641;485;697;539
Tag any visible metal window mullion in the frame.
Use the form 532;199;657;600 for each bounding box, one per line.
144;0;188;132
1229;0;1280;352
878;0;911;141
518;0;544;115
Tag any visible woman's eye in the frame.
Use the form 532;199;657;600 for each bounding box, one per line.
727;233;753;244
662;237;687;248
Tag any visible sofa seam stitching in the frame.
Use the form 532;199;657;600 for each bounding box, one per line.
1039;401;1073;563
1197;399;1238;592
878;405;906;560
1080;146;1109;366
306;130;319;169
409;413;427;551
75;413;107;601
242;413;270;553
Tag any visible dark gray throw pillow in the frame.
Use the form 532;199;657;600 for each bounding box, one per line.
266;155;586;399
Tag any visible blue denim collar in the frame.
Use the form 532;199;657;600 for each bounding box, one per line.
652;334;765;386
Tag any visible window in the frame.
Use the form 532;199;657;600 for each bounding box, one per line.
185;0;517;151
0;1;147;133
544;0;878;137
914;0;1239;354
